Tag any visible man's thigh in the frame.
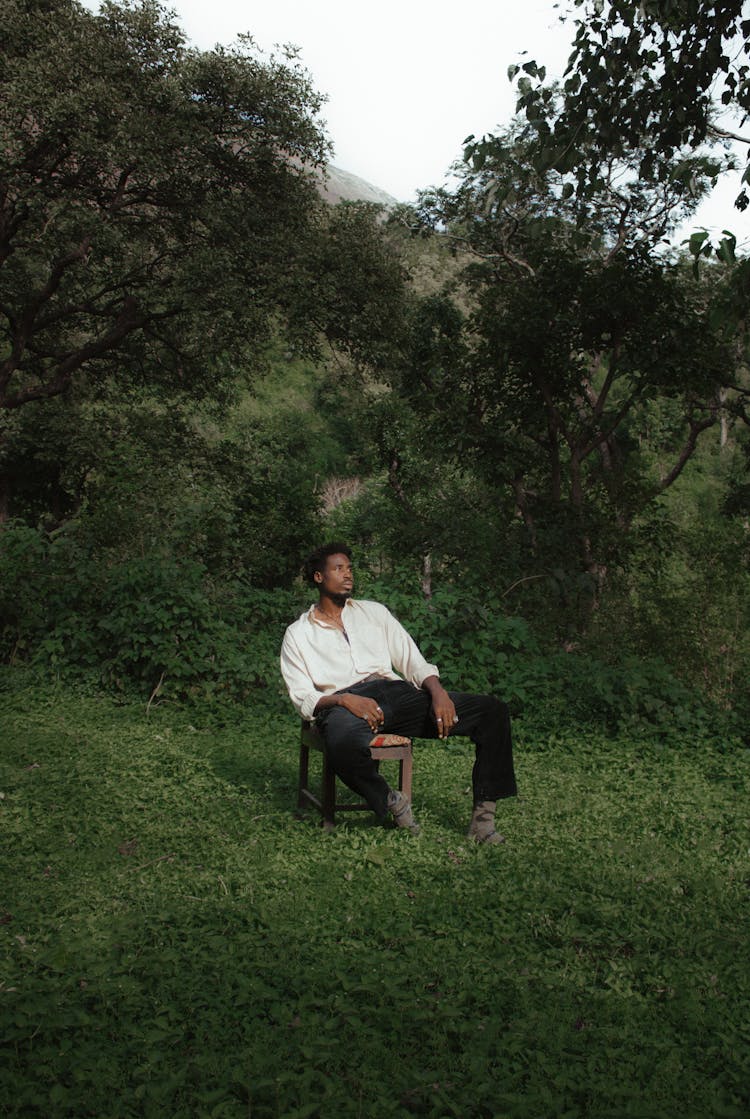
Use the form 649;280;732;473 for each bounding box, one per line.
380;682;436;738
388;687;500;740
316;680;434;740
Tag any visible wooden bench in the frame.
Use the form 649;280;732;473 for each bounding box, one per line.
297;720;413;829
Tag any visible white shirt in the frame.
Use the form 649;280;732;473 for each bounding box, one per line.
280;598;440;720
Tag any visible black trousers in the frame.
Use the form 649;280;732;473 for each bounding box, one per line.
315;679;517;819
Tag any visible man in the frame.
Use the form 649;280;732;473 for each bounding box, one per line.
280;543;517;842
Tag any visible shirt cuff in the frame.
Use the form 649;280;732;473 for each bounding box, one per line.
300;692;324;721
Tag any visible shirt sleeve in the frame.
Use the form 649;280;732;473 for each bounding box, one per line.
380;605;439;688
279;628;326;722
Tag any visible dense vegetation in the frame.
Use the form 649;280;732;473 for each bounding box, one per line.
1;0;748;729
1;2;749;1114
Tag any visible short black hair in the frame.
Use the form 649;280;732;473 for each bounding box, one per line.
303;542;352;587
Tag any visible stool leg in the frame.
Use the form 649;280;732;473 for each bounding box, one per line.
401;749;413;802
298;740;310;809
321;751;336;829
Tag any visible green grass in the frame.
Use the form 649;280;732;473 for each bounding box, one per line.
1;670;748;1119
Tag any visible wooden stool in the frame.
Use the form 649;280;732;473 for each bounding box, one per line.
297;720;413;829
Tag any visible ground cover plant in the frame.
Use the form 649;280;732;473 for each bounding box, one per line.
1;669;748;1118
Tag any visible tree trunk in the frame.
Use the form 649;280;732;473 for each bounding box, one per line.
719;387;729;448
0;471;10;524
421;553;433;598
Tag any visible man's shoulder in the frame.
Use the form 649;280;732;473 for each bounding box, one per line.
347;598;392;618
283;608;313;640
347;599;406;628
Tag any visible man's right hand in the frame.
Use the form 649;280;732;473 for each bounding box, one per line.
338;693;384;733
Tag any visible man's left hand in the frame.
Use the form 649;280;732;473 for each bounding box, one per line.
423;675;458;738
425;681;457;740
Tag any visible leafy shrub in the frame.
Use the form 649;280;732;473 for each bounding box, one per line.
77;561;305;706
0;524;301;705
1;524;743;743
361;570;743;747
0;521;49;660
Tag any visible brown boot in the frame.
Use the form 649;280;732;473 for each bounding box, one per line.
467;800;505;845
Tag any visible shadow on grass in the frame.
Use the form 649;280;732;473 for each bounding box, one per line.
207;740;296;811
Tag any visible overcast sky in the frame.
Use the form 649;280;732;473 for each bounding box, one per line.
84;0;748;245
170;0;574;201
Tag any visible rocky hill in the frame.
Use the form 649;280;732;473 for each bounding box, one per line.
317;164;398;208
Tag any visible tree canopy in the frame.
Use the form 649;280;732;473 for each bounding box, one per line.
385;115;749;600
0;0;329;415
465;0;750;247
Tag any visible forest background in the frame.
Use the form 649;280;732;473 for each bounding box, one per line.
2;3;750;1117
1;0;749;741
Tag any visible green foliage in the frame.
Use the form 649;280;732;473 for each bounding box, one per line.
0;523;306;705
353;571;744;747
0;0;328;415
4;510;741;744
0;369;325;581
1;674;748;1118
506;0;745;223
287;201;410;370
0;521;49;657
407;146;740;594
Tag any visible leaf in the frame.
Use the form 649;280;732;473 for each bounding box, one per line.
716;233;736;264
686;230;710;257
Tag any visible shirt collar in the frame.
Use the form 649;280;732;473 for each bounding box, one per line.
307;599;353;627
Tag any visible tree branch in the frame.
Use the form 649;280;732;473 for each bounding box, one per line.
656;411;718;493
1;297;144;409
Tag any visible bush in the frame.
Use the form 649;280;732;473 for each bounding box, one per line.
359;570;743;747
0;524;306;705
1;525;743;743
0;521;49;660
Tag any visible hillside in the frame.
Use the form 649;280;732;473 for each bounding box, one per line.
318;163;399;208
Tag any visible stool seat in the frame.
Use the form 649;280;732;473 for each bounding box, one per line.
297;720;413;829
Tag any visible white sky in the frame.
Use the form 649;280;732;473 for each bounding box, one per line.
171;0;574;201
84;0;749;246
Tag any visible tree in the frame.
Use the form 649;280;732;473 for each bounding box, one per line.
393;122;744;620
285;200;411;371
0;0;329;517
500;1;750;229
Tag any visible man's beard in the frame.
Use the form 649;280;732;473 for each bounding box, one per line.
329;591;351;607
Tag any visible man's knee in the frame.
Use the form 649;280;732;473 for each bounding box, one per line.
322;705;359;737
484;694;511;727
488;694;509;717
456;692;509;729
320;707;370;758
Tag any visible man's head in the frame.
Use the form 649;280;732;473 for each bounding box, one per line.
303;542;353;600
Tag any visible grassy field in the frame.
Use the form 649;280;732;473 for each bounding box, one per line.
1;670;748;1118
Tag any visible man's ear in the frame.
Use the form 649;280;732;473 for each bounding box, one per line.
313;570;323;584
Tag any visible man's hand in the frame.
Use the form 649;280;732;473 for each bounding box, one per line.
339;693;384;734
422;676;457;739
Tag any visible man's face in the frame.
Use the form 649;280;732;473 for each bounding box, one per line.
315;553;353;599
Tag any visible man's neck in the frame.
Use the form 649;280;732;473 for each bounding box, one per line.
316;592;348;620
